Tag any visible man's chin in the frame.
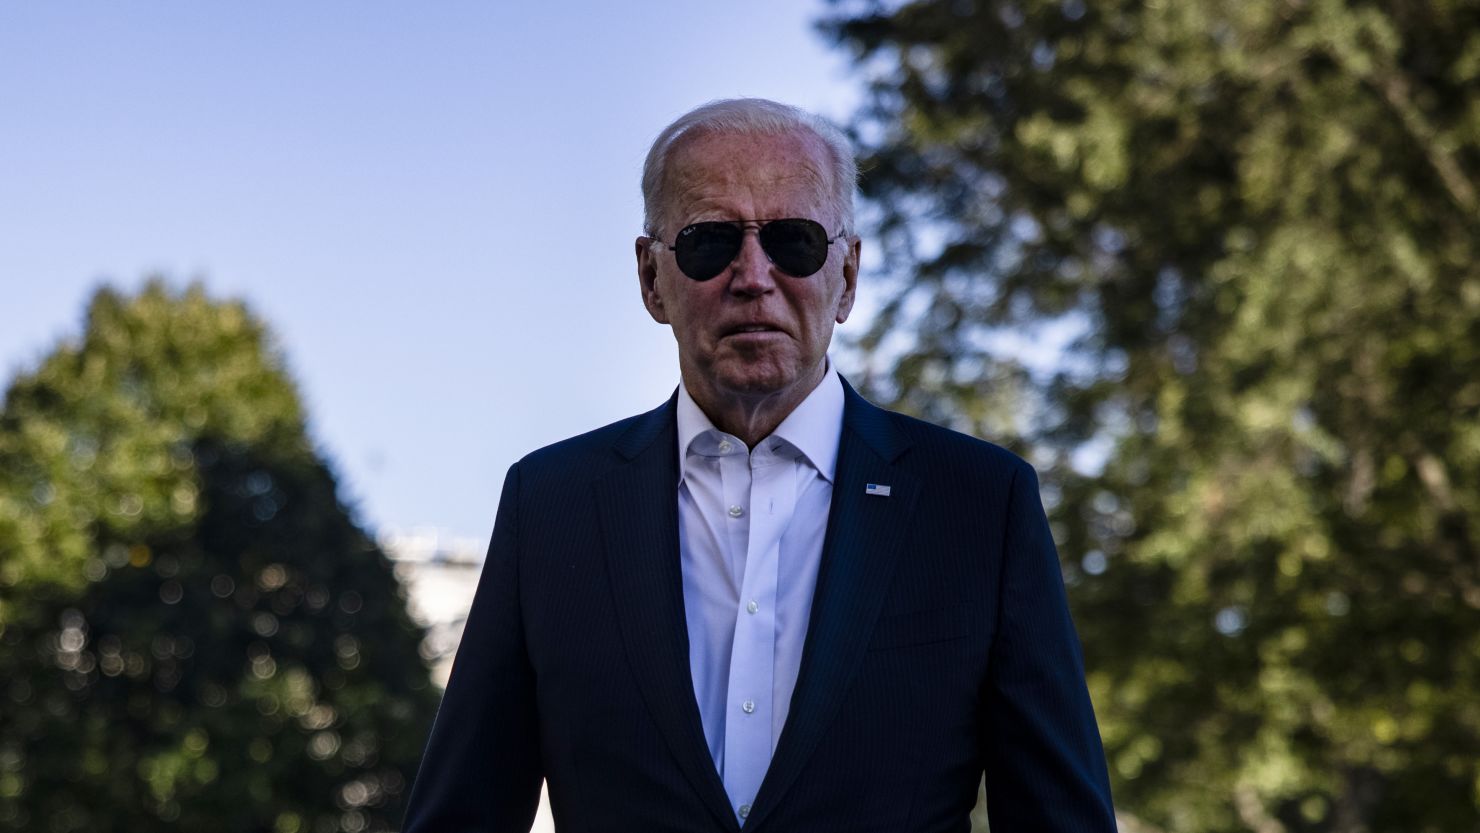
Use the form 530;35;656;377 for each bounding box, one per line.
709;360;820;401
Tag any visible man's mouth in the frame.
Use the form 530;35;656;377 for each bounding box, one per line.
724;324;783;336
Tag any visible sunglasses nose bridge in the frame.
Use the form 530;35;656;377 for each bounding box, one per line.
727;226;779;286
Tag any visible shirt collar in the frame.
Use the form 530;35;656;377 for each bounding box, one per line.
676;360;844;484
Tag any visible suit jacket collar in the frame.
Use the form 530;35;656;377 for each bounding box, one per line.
597;391;741;832
597;379;918;832
746;380;919;831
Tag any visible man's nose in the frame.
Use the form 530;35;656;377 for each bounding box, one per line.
726;227;777;295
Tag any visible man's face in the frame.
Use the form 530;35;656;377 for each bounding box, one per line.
636;130;859;409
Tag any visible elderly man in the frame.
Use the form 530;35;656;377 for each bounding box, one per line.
402;99;1115;833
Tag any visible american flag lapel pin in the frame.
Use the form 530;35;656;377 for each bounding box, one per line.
865;483;892;497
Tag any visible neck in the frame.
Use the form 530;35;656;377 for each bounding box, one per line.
683;362;827;448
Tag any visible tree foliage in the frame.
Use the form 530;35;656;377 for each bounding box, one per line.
0;282;438;832
825;0;1480;830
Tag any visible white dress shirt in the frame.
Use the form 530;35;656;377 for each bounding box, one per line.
675;363;843;824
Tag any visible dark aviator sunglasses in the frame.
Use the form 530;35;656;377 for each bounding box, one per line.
656;218;846;282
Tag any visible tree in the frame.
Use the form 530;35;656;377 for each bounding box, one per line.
0;282;439;833
824;0;1480;830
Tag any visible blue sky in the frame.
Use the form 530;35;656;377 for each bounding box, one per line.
1;2;871;543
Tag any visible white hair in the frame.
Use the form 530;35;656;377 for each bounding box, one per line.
641;98;857;239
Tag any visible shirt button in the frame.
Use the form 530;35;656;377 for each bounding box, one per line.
742;700;755;714
728;505;744;518
718;440;732;453
746;600;759;614
739;804;751;819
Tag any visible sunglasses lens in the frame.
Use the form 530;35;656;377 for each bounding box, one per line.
670;219;832;281
674;222;742;281
760;219;830;277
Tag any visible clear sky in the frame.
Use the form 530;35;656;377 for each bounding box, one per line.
1;1;870;544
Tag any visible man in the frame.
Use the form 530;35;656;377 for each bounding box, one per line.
403;99;1115;833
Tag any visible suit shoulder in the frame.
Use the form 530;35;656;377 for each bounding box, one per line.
512;400;669;476
879;408;1036;483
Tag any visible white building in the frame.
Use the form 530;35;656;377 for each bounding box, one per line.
381;527;484;687
381;527;557;831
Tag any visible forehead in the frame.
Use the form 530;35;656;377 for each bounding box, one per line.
663;130;833;224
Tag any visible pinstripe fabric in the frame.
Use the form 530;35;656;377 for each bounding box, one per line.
402;379;1115;833
593;414;740;832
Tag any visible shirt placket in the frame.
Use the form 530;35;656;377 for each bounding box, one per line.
721;443;797;823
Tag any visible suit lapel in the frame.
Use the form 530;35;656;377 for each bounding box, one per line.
745;382;920;832
594;397;741;833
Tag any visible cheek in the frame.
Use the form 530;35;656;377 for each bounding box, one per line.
659;276;696;321
815;279;847;321
670;297;715;344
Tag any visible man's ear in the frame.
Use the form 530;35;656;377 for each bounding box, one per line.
636;237;669;324
835;236;861;324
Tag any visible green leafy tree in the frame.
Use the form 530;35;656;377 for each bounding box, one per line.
0;282;439;833
825;0;1480;830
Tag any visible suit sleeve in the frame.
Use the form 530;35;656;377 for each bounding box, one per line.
403;462;542;833
981;460;1116;832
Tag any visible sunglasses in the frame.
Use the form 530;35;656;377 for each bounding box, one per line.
657;218;846;282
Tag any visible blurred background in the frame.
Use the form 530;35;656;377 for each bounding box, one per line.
2;2;1476;832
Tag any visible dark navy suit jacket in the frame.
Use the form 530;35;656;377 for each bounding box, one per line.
403;380;1115;832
